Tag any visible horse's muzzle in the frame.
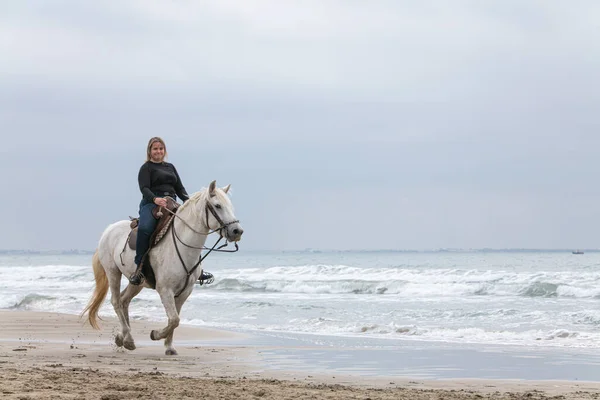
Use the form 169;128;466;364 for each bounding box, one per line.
225;223;244;242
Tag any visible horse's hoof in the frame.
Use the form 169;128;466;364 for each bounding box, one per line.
150;330;160;341
165;349;178;356
115;334;124;347
124;341;136;351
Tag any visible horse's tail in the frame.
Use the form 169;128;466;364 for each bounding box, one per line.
81;250;108;330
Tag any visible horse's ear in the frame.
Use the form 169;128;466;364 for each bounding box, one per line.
222;184;231;194
209;180;216;197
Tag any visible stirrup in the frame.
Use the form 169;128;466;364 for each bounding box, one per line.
129;271;145;286
198;271;214;286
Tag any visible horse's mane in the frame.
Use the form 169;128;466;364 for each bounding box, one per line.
178;186;232;218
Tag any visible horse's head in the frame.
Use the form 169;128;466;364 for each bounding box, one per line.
200;180;243;242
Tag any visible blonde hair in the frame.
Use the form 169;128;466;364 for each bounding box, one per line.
146;137;168;162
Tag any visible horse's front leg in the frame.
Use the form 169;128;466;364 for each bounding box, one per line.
163;292;190;355
150;288;180;350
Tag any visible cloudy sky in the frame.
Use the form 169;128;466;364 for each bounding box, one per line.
1;1;600;251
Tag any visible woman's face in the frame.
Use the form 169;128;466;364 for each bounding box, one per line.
150;141;165;163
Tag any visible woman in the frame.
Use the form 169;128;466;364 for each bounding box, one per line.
129;137;214;285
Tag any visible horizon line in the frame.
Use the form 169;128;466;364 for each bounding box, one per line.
0;248;598;254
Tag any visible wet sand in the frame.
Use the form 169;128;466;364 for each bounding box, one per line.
1;310;599;399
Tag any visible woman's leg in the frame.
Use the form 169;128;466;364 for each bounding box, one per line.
134;202;157;266
130;202;158;284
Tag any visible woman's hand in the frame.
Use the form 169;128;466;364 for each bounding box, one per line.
154;197;168;207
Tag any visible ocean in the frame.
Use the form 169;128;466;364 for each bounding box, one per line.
1;250;599;352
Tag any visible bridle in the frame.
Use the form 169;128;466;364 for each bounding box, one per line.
163;197;240;297
204;201;240;238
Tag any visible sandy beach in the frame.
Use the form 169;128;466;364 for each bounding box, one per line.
1;311;599;399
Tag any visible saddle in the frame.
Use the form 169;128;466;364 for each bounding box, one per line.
126;197;181;288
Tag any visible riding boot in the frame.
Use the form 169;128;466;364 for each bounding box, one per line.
129;262;145;285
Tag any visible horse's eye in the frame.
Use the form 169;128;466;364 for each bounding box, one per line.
215;204;222;209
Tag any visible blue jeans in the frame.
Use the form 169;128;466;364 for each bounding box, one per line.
134;199;158;266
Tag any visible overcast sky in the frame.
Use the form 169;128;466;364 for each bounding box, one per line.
2;1;600;251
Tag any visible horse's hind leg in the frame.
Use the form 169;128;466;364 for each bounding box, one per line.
106;270;128;348
117;283;143;350
106;267;141;351
120;284;142;326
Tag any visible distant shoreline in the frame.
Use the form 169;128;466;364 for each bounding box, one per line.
0;250;95;255
0;248;598;255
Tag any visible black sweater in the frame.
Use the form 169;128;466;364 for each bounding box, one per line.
138;161;189;203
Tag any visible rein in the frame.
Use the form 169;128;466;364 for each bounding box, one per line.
162;200;240;297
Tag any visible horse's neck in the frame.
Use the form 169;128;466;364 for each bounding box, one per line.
178;201;209;236
170;200;209;258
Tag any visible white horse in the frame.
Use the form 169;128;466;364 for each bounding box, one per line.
81;180;243;355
